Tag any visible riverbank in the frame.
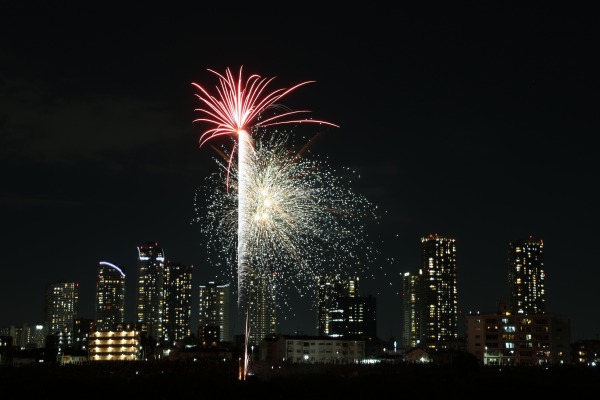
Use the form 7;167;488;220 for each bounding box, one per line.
1;361;597;396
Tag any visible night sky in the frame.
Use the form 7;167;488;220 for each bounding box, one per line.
1;5;598;342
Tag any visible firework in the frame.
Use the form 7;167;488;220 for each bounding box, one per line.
194;131;381;323
192;66;339;311
192;67;340;380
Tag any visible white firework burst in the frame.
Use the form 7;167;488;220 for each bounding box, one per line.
194;130;382;315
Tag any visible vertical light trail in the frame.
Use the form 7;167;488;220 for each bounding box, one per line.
237;129;252;308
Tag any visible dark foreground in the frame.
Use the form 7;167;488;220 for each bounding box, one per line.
1;360;598;397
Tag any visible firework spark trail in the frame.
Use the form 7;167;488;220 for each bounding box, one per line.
194;131;382;317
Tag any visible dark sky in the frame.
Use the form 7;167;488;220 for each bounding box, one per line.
1;5;598;342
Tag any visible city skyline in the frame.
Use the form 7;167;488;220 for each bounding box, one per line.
0;234;575;342
1;7;598;342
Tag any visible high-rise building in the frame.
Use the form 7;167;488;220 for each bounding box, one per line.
507;236;545;315
95;261;126;332
333;295;377;339
136;242;165;340
73;318;94;352
0;325;43;349
316;275;337;337
316;274;375;339
24;323;46;349
419;234;458;350
316;273;359;337
44;281;79;353
9;326;24;349
198;281;232;344
163;261;193;344
246;270;276;347
402;270;423;348
402;234;458;351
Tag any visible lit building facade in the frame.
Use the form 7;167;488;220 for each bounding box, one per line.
24;324;46;349
420;234;458;350
402;235;458;350
95;261;126;331
402;271;422;348
316;273;359;337
259;334;365;364
572;340;600;366
8;326;24;349
246;270;276;347
507;237;545;315
163;261;193;344
332;295;377;339
198;282;231;344
73;318;94;352
88;329;142;361
44;281;79;353
466;302;570;366
0;325;41;349
136;242;165;340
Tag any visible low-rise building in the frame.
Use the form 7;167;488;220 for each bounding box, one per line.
88;329;141;361
572;339;600;366
466;302;570;366
259;334;365;364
